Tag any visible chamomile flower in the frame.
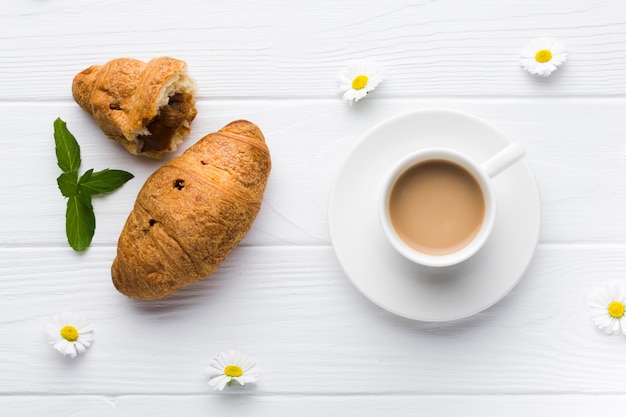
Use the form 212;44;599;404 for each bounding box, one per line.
588;282;626;335
206;350;259;391
45;312;94;358
520;37;568;77
337;60;385;104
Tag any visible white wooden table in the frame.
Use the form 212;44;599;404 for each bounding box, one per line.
2;0;626;415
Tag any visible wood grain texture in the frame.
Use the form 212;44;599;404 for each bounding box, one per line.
2;0;626;414
2;245;626;395
1;0;626;100
2;99;626;246
2;395;626;417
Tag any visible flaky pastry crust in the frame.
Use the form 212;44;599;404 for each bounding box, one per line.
111;120;271;300
72;57;197;158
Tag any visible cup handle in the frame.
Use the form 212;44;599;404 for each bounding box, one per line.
481;142;526;178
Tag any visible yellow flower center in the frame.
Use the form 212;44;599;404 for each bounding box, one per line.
60;325;79;342
535;49;552;63
352;75;369;90
224;365;243;377
608;301;625;319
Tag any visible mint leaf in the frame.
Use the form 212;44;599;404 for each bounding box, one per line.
54;117;134;252
66;192;95;252
79;168;134;196
80;168;94;184
53;118;81;173
57;171;79;197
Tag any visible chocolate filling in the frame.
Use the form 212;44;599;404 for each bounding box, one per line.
139;93;196;152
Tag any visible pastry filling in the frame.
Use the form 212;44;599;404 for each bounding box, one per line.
139;93;196;153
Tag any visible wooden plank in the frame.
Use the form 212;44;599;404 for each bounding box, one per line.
1;395;625;417
2;99;626;246
1;244;626;395
3;0;626;414
1;0;625;99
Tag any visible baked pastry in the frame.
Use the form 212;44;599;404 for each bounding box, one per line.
112;120;271;300
72;57;197;158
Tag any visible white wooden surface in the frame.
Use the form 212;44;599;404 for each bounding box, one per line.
2;0;626;415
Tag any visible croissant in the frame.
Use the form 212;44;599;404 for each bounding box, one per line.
72;57;197;159
112;120;271;300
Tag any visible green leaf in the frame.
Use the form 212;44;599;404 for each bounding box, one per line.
56;171;79;197
53;117;134;251
80;168;94;184
53;118;81;173
78;168;134;196
66;192;95;252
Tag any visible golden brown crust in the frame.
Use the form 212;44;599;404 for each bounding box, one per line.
111;120;271;300
72;57;197;159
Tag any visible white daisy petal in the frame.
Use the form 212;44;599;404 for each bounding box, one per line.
207;364;223;377
53;338;67;352
336;60;385;104
206;350;258;391
208;375;231;391
64;342;77;358
519;37;567;77
218;378;231;391
588;283;626;336
45;312;94;358
610;318;621;335
242;373;259;385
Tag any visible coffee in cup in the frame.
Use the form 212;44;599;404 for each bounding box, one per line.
379;142;525;267
388;158;485;256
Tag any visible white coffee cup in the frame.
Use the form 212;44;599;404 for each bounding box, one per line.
378;142;526;268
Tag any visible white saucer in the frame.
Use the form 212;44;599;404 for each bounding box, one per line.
328;109;541;322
